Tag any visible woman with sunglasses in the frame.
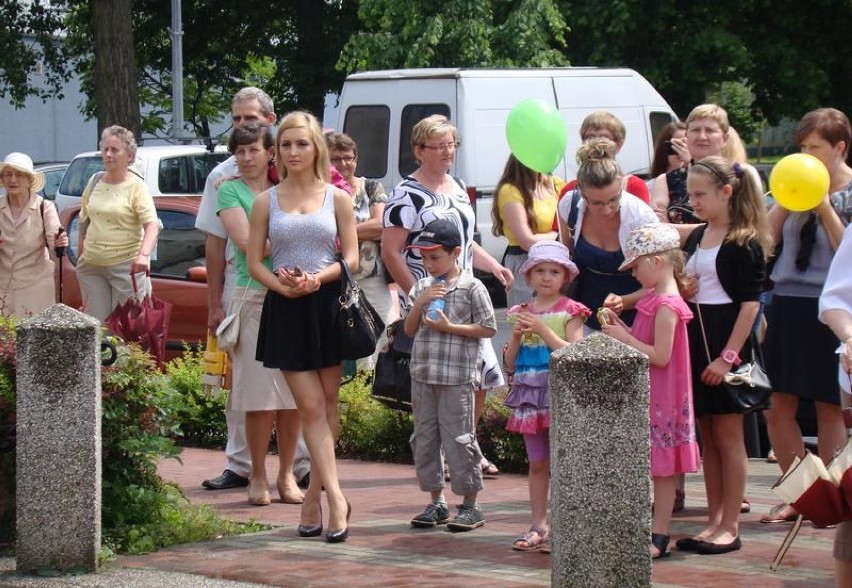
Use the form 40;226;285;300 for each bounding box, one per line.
556;138;658;331
761;108;852;525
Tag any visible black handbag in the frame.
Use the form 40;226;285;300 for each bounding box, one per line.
371;320;413;412
335;255;385;360
695;303;772;414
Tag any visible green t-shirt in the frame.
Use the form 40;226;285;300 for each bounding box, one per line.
216;179;271;287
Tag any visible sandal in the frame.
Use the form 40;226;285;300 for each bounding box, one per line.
651;533;670;559
480;458;500;477
539;536;551;554
740;499;751;514
761;502;798;523
512;528;548;552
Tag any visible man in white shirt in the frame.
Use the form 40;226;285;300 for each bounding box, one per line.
197;86;310;490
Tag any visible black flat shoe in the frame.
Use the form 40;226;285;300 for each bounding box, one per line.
675;537;702;551
326;500;352;543
202;469;249;490
298;503;323;538
694;536;741;555
651;533;670;559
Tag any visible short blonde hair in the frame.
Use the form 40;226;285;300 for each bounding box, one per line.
580;111;626;145
275;111;330;183
686;103;730;134
99;125;138;162
411;115;458;150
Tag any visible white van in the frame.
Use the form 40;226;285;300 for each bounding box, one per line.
335;67;678;265
55;145;229;213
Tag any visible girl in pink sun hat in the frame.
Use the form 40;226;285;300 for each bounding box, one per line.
504;240;590;553
601;223;700;559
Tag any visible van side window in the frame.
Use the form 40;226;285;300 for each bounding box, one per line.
649;112;677;145
399;104;451;177
343;105;390;178
159;157;190;194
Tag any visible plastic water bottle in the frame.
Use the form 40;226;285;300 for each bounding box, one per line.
426;275;446;320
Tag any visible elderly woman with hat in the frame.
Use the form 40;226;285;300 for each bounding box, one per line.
0;152;68;317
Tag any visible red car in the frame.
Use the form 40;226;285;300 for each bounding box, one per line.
56;196;209;355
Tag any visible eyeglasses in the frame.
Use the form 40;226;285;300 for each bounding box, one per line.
0;171;27;180
330;156;356;165
420;141;460;151
584;193;622;209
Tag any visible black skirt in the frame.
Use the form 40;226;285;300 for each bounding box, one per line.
763;295;840;405
688;302;758;416
256;281;343;371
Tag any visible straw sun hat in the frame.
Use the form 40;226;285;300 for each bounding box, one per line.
0;153;45;193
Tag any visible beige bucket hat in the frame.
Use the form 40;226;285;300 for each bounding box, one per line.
0;152;45;193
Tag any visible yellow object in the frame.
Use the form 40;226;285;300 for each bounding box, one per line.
202;332;227;397
769;153;830;212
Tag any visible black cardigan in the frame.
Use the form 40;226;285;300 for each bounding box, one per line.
683;225;766;304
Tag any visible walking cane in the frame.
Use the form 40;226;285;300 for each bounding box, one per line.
55;226;65;303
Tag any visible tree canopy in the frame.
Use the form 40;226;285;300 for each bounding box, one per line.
4;0;852;138
338;0;569;71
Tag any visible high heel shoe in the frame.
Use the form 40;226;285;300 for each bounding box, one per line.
325;500;352;543
297;502;323;538
248;479;271;506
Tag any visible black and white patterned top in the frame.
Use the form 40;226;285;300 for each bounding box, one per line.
383;175;474;283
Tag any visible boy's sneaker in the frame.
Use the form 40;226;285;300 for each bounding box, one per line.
411;502;450;528
447;505;485;532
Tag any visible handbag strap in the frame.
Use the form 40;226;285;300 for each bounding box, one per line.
337;254;358;294
226;278;254;316
692;246;759;366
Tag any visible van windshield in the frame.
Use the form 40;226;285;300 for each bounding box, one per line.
58;156;104;198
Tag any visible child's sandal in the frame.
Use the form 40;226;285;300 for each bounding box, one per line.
651;533;670;559
512;528;548;551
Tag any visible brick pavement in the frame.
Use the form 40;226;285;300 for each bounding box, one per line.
110;448;839;587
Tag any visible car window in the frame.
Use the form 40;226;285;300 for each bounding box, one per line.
399;104;451;178
151;210;206;278
342;105;390;178
65;209;206;280
58;157;104;198
40;168;66;200
158;153;229;194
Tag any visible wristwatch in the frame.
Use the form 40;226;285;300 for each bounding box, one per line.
721;348;742;366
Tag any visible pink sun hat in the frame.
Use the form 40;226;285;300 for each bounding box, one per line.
519;240;579;284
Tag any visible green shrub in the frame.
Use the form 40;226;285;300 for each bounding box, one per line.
166;348;227;448
1;329;260;556
336;373;528;473
338;372;413;463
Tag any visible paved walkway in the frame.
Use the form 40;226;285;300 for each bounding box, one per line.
1;447;839;587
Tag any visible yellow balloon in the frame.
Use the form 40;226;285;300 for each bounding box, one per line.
769;153;830;212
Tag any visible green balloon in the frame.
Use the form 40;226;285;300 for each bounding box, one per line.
505;99;568;174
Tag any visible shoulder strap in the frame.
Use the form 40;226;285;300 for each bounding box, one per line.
39;197;48;248
567;189;581;233
81;171;105;214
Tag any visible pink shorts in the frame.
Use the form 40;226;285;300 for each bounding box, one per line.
523;430;549;463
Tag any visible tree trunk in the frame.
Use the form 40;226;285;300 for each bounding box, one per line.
91;0;141;138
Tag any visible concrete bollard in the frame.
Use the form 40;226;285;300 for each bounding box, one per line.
16;304;102;572
549;332;651;588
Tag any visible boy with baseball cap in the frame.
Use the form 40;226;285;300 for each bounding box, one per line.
403;219;497;531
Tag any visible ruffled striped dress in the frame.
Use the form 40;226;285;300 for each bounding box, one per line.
503;297;590;434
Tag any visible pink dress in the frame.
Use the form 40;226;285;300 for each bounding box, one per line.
631;292;700;477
